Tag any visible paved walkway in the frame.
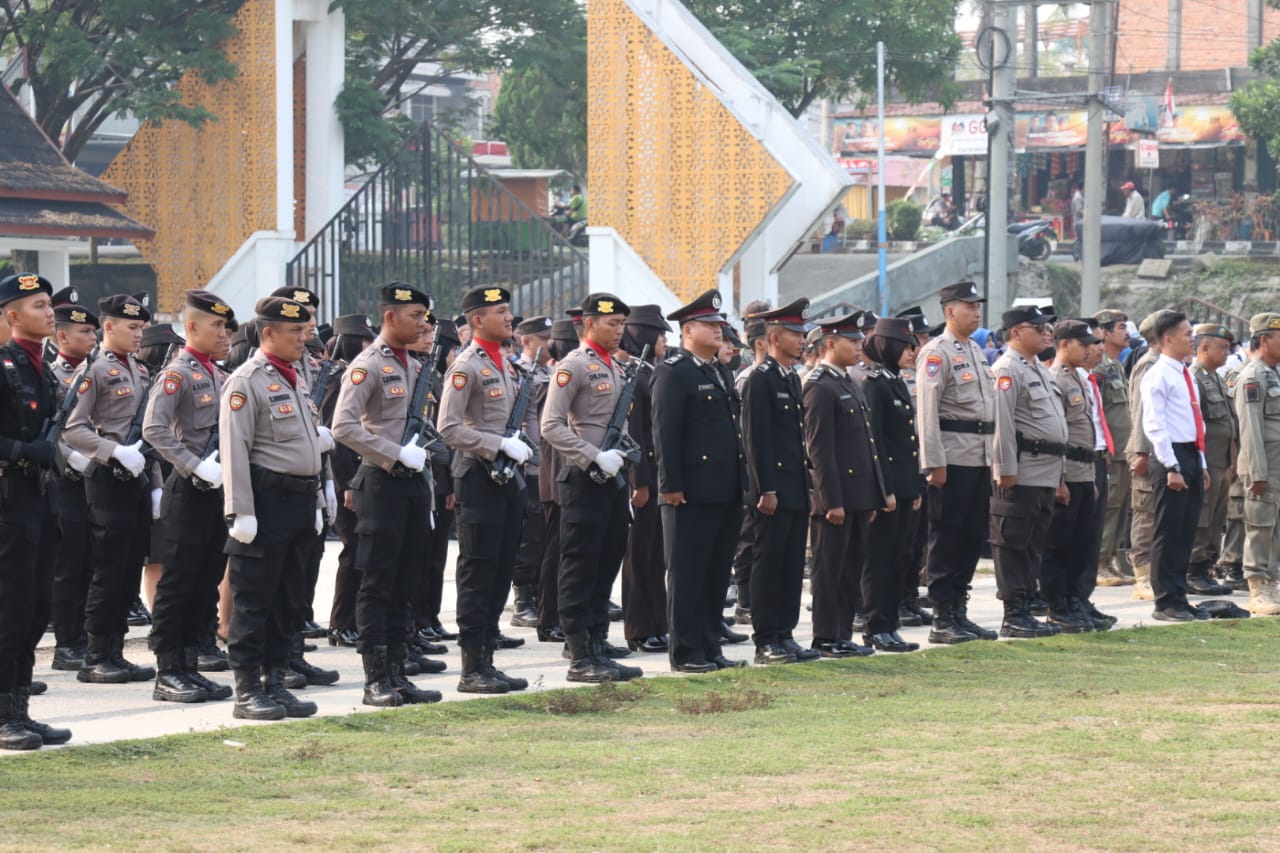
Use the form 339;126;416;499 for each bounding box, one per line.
12;543;1247;752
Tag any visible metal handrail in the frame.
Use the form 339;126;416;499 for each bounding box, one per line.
1171;296;1248;343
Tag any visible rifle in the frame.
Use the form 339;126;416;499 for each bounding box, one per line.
587;345;650;487
487;347;542;489
41;338;57;366
394;339;451;476
40;345;99;481
190;422;221;492
309;335;344;408
106;341;176;482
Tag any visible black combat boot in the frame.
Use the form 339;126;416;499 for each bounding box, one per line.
0;692;41;751
51;645;86;671
404;643;447;674
184;647;232;700
565;633;617;683
1216;562;1248;591
262;667;317;717
457;643;508;694
510;584;539;628
928;601;979;644
387;644;443;704
591;634;642;680
195;633;229;671
152;650;208;703
999;595;1059;639
290;636;339;686
1047;599;1093;634
360;647;404;707
112;636;156;681
231;669;285;720
485;646;528;691
13;687;71;745
76;633;130;684
1186;562;1232;596
956;593;998;640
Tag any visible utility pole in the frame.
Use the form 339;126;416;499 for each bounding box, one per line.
876;41;888;316
986;0;1017;318
1081;0;1109;315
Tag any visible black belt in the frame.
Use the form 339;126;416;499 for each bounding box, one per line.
1015;433;1066;458
1172;442;1198;451
1065;445;1101;463
940;419;995;435
249;464;319;494
364;461;419;480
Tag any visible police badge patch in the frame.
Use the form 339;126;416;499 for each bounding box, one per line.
925;354;943;378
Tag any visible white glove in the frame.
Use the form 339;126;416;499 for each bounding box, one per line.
397;442;427;472
314;509;324;535
66;450;91;474
324;480;338;520
229;515;258;544
316;425;335;453
499;434;532;464
594;448;626;477
110;440;146;477
193;453;223;489
151;488;163;520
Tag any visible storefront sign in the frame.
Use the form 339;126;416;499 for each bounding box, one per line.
940;114;990;157
837;158;877;174
1137;138;1159;169
1016;110;1089;150
832;116;941;156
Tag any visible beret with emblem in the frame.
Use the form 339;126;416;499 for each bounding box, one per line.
815;312;865;340
627;304;672;332
460;285;511;312
185;288;234;319
871;317;915;346
0;272;53;306
54;303;99;329
379;282;431;308
140;323;184;349
581;292;631;318
1194;322;1234;342
50;286;79;307
1000;304;1051;331
1249;313;1280;335
667;289;726;324
98;293;152;322
272;286;319;308
255;296;311;323
750;297;809;333
516;315;554;336
132;291;152;309
1093;308;1127;326
939;280;985;304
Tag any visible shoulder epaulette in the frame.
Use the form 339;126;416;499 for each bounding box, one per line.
664;352;685;365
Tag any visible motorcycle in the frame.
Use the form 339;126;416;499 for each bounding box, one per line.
1007;220;1058;261
1161;195;1195;241
549;209;589;247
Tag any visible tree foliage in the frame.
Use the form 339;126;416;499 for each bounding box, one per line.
0;0;245;162
1232;5;1280;161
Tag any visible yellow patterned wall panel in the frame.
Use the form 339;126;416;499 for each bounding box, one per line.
588;0;793;304
103;0;278;312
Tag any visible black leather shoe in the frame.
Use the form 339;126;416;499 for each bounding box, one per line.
406;647;448;673
754;643;797;665
510;604;540;628
837;640;875;656
300;619;327;639
864;632;919;653
672;660;717;673
283;669;307;689
1188;603;1212;621
290;656;340;686
902;600;933;626
184;647;233;700
27;681;46;695
1000;611;1059;638
328;627;359;648
13;687;71;745
851;609;867;634
431;620;459;641
263;669;317;717
153;670;208;704
1215;563;1248;591
599;639;631;658
733;606;752;625
711;655;746;669
495;632;526;650
195;635;229;671
231;670;285;721
1027;595;1049;615
627;635;668;653
608;601;624;621
1086;602;1118;631
411;637;448;656
898;603;922;627
52;646;86;671
127;598;152;627
1152;607;1196;622
719;623;749;644
812;640;869;659
927;622;978;645
780;638;821;662
1186;573;1232;596
567;657;618;683
416;625;442;642
536;625;566;643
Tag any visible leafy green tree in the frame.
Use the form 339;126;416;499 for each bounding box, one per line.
0;0;246;161
1232;7;1280;160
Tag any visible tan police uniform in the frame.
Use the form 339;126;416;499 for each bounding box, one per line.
1189;330;1239;579
1219;360;1249;578
1092;350;1133;579
1233;320;1280;613
1125;347;1160;596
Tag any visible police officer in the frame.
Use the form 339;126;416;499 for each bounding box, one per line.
533;317;579;645
1187;323;1237;597
915;281;998;643
740;298;819;665
510;315;553;628
438;285;533;693
895;307;934;626
1126;310;1173;602
332;284;444;706
1218;348;1252;591
141;290;236;703
541;293;644;682
64;293;159;684
804;313;884;657
220;296;325;720
1234;313;1280;615
988;305;1066;638
651;289;746;673
0;273;70;750
1091;309;1135;586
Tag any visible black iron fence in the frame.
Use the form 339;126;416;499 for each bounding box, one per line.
287;122;588;324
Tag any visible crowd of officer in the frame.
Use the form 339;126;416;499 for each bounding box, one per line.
0;270;1270;749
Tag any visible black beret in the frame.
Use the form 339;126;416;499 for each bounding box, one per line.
460;286;511;312
132;291;152;309
54;304;98;329
379;282;431;308
254;296;311;323
517;315;554;336
140;323;184;349
185;288;234;319
0;272;53;306
226;316;240;333
272;286;319;308
581;292;631;317
98;293;151;322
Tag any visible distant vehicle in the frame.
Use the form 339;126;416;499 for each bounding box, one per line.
1008;220;1058;261
1072;215;1165;265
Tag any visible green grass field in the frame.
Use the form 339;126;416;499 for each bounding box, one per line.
5;620;1280;851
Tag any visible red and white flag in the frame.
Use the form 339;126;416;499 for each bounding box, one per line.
1162;79;1176;128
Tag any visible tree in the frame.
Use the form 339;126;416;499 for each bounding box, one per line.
489;14;587;176
1232;8;1280;161
0;0;246;162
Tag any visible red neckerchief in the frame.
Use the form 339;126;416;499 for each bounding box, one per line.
12;337;43;377
109;350;134;376
265;352;298;388
473;335;507;373
389;346;408;369
58;351;84;369
586;339;613;368
184;345;216;375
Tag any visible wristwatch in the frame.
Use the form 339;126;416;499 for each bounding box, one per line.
1169;463;1182;474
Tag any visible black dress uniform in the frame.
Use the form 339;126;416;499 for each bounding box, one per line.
535;318;580;642
740;299;818;665
804;314;887;657
511;316;554;627
652;289;746;672
0;273;70;750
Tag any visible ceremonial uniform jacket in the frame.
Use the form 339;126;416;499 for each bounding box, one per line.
541;343;627;477
650;348;744;505
861;364;924;500
64;350;159;483
1091;352;1132;453
438;341;517;480
1193;358;1238;471
142;349;224;478
802;361;886;515
1234;357;1280;488
331;336;424;472
1051;361;1098;483
517;354;549;478
915;328;995;470
740;355;811;511
990;350;1066;487
628;363;657;493
0;341;56;497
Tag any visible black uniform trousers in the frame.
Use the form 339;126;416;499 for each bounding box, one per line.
352;465;430;651
83;468;151;638
864;502;917;635
663;501;742;666
558;469;631;637
811;510;871;642
224;475;317;672
454;466;523;649
749;507;807;646
990;484;1056;601
1081;456;1110;601
537;502;561;629
622;497;666;640
415;505;452;630
1042;481;1098;606
149;471;228;653
1150;444;1203;612
730;509;760;610
329;504;359;632
925;465;991;605
512;473;545;590
0;472;56;690
906;490;929;599
52;474;92;648
297;526;325;629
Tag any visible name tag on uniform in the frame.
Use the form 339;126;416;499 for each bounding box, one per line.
775;392;790;399
838;393;852;400
893;399;903;407
697;384;715;391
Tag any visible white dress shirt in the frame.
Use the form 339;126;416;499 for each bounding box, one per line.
1140;353;1207;469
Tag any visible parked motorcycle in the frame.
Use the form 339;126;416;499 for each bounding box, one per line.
1007;220;1058;261
1161;195;1195;241
549;210;589;247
